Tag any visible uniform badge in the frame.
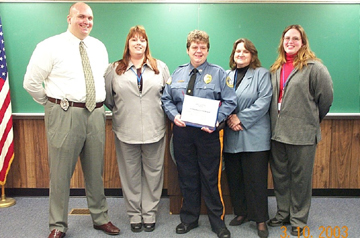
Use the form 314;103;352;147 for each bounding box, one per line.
60;98;69;111
166;77;172;85
226;76;234;88
204;74;212;84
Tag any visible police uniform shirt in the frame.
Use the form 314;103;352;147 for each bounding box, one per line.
161;60;237;124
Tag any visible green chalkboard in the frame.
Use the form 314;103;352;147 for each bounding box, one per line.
0;2;358;113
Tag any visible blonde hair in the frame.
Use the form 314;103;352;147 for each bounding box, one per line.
186;30;210;50
270;24;320;73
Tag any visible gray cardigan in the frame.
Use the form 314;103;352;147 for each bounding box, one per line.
270;60;333;145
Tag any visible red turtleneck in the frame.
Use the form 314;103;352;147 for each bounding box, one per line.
278;53;295;103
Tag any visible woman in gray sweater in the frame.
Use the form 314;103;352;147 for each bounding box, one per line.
268;25;333;237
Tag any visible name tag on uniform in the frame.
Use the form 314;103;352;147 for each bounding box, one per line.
181;95;220;131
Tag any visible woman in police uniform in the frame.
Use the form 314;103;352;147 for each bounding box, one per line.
161;30;236;238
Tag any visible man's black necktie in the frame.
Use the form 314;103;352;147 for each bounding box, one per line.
186;68;198;96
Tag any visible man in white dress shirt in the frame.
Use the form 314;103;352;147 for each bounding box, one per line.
23;2;120;238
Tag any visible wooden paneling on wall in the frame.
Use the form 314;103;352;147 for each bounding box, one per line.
5;118;360;192
267;119;360;189
7;118;168;189
329;119;360;188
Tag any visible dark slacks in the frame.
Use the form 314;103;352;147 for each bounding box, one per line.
224;151;269;222
173;125;226;232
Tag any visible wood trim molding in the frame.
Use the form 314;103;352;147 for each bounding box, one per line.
0;0;358;3
12;113;360;120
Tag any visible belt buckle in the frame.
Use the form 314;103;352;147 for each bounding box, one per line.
60;98;69;111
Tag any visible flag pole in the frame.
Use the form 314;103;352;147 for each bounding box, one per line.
0;184;16;208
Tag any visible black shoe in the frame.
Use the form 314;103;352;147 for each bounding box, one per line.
291;227;304;236
267;217;290;227
143;223;155;232
130;223;142;232
175;221;199;234
257;222;269;238
217;227;231;238
229;215;247;226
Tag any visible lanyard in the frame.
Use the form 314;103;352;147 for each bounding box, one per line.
278;64;293;112
130;66;145;90
281;64;288;91
234;70;238;91
281;64;290;90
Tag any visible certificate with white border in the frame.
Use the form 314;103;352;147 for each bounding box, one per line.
181;95;220;130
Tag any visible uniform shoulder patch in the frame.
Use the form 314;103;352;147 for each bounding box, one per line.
166;77;172;85
226;76;234;88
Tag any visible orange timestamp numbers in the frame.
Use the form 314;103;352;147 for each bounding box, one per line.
280;226;349;238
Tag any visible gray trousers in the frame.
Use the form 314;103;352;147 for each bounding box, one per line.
270;140;316;228
45;102;109;232
114;136;165;224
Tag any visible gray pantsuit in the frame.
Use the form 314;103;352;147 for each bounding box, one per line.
270;140;316;227
45;102;109;232
114;136;165;224
269;59;333;229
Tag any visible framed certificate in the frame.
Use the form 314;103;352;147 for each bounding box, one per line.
181;95;220;130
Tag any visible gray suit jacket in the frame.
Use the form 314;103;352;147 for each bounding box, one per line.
223;67;272;153
105;59;170;144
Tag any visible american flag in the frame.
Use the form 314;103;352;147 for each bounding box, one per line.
0;18;14;185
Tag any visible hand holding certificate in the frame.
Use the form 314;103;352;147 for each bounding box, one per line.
181;95;220;131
